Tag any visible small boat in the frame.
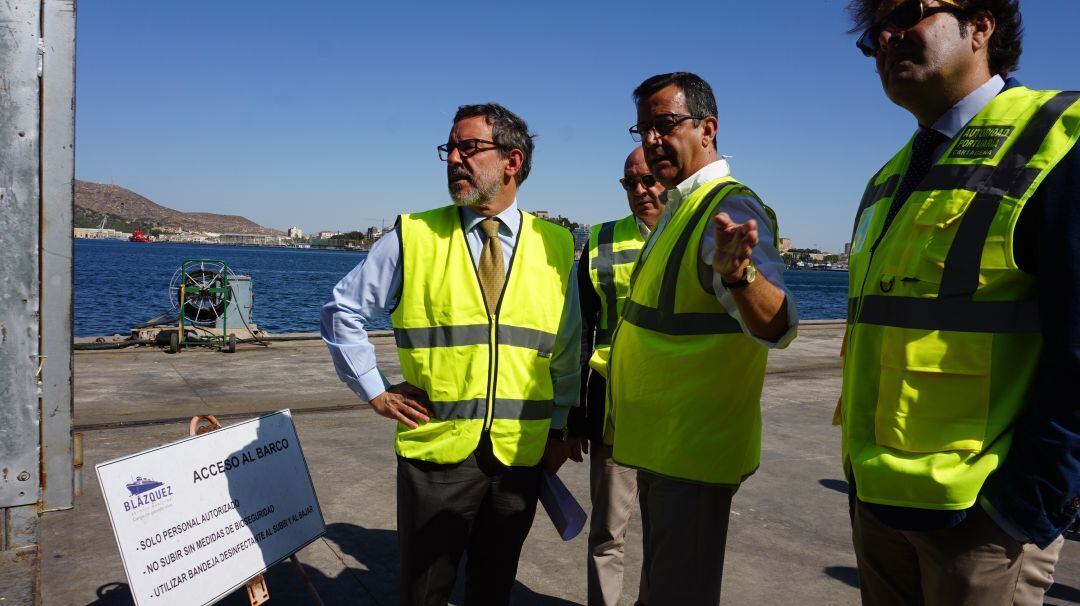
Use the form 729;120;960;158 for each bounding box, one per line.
126;476;164;495
129;229;153;243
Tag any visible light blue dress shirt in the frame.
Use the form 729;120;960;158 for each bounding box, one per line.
321;199;582;429
927;74;1005;157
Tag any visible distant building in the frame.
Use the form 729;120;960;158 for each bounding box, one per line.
218;233;288;246
779;237;792;253
318;230;337;240
844;242;851;256
288;226;303;239
73;227;130;240
534;210;551;219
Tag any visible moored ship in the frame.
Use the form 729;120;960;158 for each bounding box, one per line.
129;229;153;243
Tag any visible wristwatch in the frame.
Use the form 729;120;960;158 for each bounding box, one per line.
549;426;569;442
721;262;758;289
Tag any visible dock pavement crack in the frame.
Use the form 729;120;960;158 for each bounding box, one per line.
165;358;213;410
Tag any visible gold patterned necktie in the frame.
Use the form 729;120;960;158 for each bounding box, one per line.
478;217;505;312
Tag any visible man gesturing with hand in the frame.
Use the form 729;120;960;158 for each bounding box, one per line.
712;212;790;341
607;72;797;604
322;103;580;605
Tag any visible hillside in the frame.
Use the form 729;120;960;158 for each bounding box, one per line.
74;180;283;235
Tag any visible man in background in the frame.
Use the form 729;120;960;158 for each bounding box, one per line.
569;146;665;606
321;103;580;605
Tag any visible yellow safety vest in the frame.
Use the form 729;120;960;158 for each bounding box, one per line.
390;205;575;466
610;177;778;485
586;214;646;378
843;87;1080;510
586;214;646;445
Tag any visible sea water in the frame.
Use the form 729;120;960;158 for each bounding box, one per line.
74;239;848;338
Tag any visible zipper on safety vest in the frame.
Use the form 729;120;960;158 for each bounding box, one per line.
484;314;497;431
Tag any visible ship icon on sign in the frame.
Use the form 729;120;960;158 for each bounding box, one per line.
126;476;164;496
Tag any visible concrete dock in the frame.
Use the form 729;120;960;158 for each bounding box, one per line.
11;321;1079;604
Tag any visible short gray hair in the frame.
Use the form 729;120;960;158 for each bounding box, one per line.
453;103;536;185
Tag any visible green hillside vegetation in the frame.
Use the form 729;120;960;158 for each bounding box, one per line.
74;206;159;235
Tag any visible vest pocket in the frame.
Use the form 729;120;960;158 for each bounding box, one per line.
897;192;974;282
874;326;992;453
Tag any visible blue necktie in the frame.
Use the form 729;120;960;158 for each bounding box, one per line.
880;128;948;236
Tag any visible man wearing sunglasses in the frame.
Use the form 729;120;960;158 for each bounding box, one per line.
568;146;665;606
607;72;797;603
841;1;1080;603
321;103;581;605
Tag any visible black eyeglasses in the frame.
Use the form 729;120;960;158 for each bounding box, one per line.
629;113;704;142
437;138;504;161
619;174;658;191
856;0;964;57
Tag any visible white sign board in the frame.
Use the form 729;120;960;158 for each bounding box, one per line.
96;410;325;606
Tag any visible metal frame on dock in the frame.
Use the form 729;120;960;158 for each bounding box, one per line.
0;1;77;599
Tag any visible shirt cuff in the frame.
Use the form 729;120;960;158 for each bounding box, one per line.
350;367;390;403
550;405;570;431
712;277;800;349
552;368;582;409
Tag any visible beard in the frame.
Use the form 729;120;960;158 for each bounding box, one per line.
448;164;502;207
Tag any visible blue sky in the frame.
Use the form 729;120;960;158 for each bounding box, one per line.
76;1;1079;252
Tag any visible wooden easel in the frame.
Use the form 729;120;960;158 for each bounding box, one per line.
188;415;324;606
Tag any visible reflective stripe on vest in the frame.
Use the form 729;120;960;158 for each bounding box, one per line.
394;324;557;356
390;206;574;466
609;176;777;484
842;87;1080;510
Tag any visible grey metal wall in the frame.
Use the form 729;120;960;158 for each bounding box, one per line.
0;0;44;519
0;0;77;555
41;0;78;513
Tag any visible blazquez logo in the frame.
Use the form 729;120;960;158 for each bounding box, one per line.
122;476;174;512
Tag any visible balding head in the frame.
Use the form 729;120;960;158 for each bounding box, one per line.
621;147;666;229
625;147;648;173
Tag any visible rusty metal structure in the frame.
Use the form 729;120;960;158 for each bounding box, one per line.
0;0;77;599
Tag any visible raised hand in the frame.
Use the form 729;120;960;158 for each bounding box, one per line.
712;212;759;281
370;382;432;429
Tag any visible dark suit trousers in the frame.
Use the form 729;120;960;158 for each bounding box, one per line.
396;433;541;606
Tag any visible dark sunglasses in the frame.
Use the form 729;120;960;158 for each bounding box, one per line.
856;0;965;57
619;174;658;191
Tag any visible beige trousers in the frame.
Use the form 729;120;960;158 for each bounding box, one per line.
852;496;1064;606
587;443;647;606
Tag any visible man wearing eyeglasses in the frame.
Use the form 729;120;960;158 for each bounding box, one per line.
321;103;580;605
842;1;1079;603
567;146;664;606
607;72;797;603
